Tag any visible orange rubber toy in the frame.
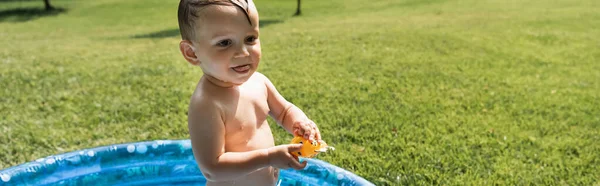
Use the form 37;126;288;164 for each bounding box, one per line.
290;136;335;158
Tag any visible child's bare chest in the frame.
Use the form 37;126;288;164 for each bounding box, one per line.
226;90;269;131
221;82;274;151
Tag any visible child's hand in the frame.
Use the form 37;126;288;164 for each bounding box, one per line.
292;119;321;141
267;144;307;170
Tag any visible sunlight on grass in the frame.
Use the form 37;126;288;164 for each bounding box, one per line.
1;0;599;185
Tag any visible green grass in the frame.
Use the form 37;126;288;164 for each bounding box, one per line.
1;0;599;185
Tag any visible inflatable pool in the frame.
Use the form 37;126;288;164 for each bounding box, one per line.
0;140;373;186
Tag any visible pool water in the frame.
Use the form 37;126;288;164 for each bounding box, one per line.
0;140;373;186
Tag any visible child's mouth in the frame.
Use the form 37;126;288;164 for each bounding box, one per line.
231;64;251;73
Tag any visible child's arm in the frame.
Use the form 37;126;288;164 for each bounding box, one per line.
263;74;322;140
188;96;305;182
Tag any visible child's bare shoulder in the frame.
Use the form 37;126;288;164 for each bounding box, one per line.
251;71;271;84
188;81;226;118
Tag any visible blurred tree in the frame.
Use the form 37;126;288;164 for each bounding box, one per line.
295;0;301;16
43;0;54;11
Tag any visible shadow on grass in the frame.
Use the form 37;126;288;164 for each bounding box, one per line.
0;7;66;22
132;28;180;39
259;19;283;28
132;19;284;39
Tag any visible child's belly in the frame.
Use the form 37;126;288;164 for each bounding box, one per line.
224;120;275;152
206;167;279;186
214;121;279;186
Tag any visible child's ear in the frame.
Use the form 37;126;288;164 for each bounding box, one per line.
180;40;200;66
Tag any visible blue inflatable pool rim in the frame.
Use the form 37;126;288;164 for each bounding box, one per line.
0;140;373;186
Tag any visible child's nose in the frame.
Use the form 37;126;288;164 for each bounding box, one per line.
234;45;250;58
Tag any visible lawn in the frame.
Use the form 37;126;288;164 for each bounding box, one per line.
1;0;599;185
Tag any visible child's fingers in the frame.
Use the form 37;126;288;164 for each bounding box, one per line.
300;160;308;168
304;129;311;140
287;144;304;152
289;159;307;170
315;126;321;140
293;128;302;136
301;121;311;139
305;128;315;140
294;120;320;140
307;121;318;140
294;122;307;137
299;128;307;138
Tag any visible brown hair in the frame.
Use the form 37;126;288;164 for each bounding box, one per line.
178;0;251;41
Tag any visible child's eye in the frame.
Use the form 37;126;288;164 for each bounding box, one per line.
216;39;232;47
245;36;257;43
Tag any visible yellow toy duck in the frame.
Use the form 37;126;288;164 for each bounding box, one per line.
290;136;335;158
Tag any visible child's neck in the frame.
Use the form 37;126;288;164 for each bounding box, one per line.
203;74;240;88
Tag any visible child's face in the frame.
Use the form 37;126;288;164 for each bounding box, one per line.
190;2;261;86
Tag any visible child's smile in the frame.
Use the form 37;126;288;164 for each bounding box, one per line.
232;64;251;74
